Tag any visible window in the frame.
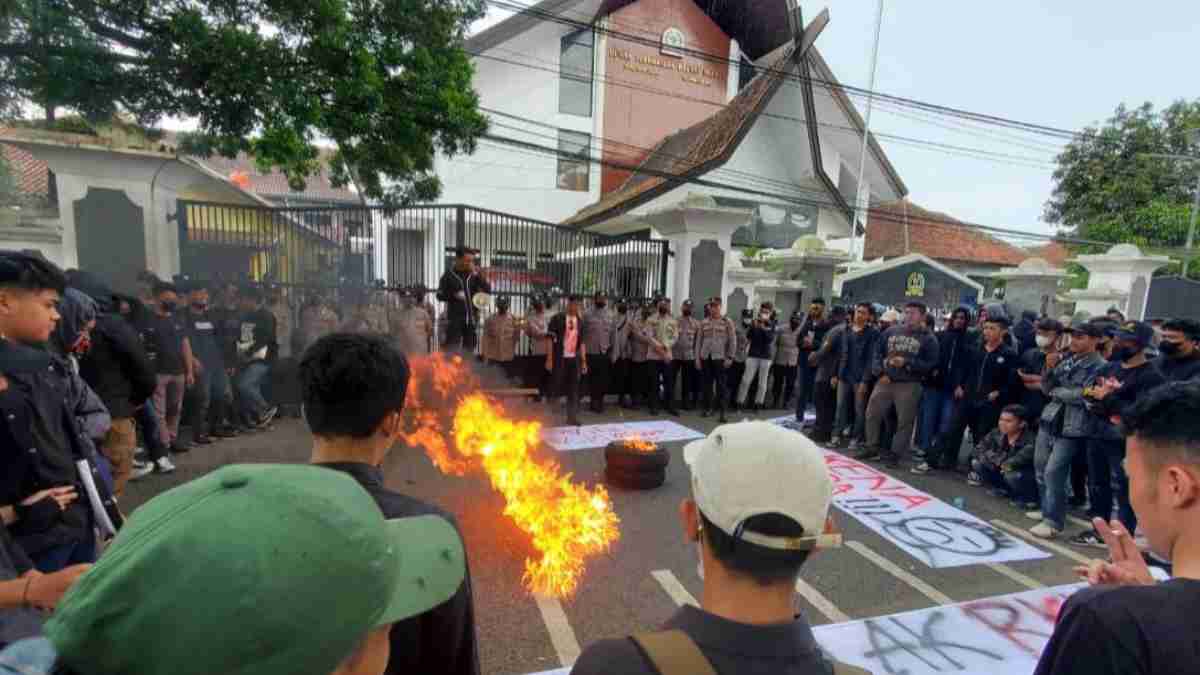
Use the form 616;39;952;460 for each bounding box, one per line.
559;29;594;117
557;130;591;191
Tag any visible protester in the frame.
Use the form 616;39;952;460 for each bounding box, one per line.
180;283;229;446
209;281;247;434
916;312;1018;474
695;297;735;424
301;333;480;675
437;248;492;353
1069;321;1167;547
736;306;775;411
1156;318;1200;382
968;404;1038;507
794;298;829;417
1013;309;1039;355
853;302;939;468
671;299;701;412
807;305;847;443
1105;307;1126;323
1029;321;1107;539
727;308;752;411
481;296;519;381
769;311;802;410
1016;318;1064;425
548;294;589;426
1034;382;1200;675
234;285;279;430
0;523;89;646
570;421;861;675
582;292;614;413
915;306;972;459
833;302;879;449
141;281;195;454
0;463;466;675
643;297;679;416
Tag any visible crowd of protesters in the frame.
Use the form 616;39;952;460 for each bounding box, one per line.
3;246;1200;674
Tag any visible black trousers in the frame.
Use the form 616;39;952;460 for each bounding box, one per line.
522;355;551;399
445;320;478;353
770;364;797;407
795;360;817;413
648;360;674;413
727;361;746;407
701;358;728;415
811;379;837;442
632;361;651;405
612;358;632;403
670;359;701;409
933;400;1003;469
586;356;611;409
554;357;582;423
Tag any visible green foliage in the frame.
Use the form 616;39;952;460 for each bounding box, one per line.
0;0;489;206
1045;100;1199;245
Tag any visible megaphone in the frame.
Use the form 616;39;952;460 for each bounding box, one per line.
472;292;492;310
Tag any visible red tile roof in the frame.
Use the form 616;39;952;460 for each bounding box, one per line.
562;40;797;228
1024;240;1071;267
864;199;1029;267
1;143;49;198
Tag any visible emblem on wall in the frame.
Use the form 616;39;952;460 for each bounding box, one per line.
905;271;926;297
661;27;686;57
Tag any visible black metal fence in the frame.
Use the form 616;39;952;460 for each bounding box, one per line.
177;201;670;301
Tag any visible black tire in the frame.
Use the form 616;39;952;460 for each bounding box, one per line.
604;441;670;471
605;465;666;490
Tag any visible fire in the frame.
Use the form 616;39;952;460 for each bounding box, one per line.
619;435;657;453
402;353;620;597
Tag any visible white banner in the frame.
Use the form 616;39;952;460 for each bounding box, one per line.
541;420;705;452
768;417;1049;568
526;584;1085;675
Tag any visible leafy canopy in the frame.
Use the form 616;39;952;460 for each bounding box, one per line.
0;0;489;206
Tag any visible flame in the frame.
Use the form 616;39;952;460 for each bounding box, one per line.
619;435;657;453
402;353;620;597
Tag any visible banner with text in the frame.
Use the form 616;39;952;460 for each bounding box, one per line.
768;416;1049;567
541;420;705;452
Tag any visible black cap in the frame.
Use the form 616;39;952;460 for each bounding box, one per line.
1066;320;1104;338
1113;320;1155;349
740;308;753;318
1036;318;1064;334
682;299;693;307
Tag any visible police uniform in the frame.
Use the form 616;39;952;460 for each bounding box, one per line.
483;310;520;380
629;311;653;408
523;308;551;400
610;308;634;407
644;308;679;415
390;303;433;355
771;321;803;409
671;305;701;410
582;304;614;412
696;305;736;421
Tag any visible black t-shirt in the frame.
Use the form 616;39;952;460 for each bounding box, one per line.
139;313;187;375
747;325;775;359
184;309;221;364
1034;579;1200;675
570;603;836;675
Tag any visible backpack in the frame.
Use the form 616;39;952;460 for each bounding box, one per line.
631;629;871;675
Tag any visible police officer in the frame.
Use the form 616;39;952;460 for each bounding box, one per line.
644;296;680;416
695;296;736;423
610;300;633;408
389;287;434;356
483;295;520;380
629;302;653;409
728;308;753;411
770;311;803;409
583;291;614;413
671;299;701;411
523;295;552;401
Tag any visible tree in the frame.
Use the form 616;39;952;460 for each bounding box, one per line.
0;0;489;206
1045;100;1200;246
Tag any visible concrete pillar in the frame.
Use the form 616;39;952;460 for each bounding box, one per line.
1067;244;1170;320
992;257;1069;318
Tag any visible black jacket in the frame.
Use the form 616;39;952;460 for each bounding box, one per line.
239;308;278;365
1154;352;1200;382
316;463;480;675
959;342;1019;405
547;312;590;367
932;327;972;390
210;305;243;366
873;324;940;383
78;313;157;419
437;269;492;328
839;324;880;385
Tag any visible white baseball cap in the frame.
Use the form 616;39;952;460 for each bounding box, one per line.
683;421;834;551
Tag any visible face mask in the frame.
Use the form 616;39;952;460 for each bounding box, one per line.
1159;340;1181;357
595;301;607;309
1035;335;1053;349
742;318;751;326
658;306;668;315
617;306;626;315
192;302;207;312
641;310;652;319
682;308;692;317
160;301;177;314
760;313;770;322
790;320;800;328
1111;346;1138;362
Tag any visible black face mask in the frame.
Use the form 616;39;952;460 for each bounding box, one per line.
658;306;668;315
682;308;692;317
641;310;652;319
616;306;627;315
790;320;800;328
1159;340;1181;357
192;302;207;312
1111;346;1139;362
160;301;177;314
595;301;607;309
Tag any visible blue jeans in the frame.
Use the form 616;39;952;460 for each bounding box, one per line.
136;399;167;462
916;388;957;451
190;360;230;434
30;520;96;573
1034;429;1085;530
236;362;271;423
1087;438;1136;533
974;459;1038;504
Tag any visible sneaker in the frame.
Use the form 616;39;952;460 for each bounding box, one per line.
130;461;155;481
257;406;279;428
1011;500;1039;511
878;452;900;469
987;488;1009;498
154;456;176;474
849;446;880;462
911;461;934;475
193;435;214;445
171;441;192;454
1070;530;1106;549
912;448;927;461
966;471;983;487
1025;510;1044;521
1029;522;1062;539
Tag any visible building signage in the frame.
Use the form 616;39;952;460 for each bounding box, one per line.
905;271;926;297
607;46;719;87
660;27;686;57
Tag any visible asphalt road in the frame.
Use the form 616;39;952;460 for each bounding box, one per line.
122;405;1094;675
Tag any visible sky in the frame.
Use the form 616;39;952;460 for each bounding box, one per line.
472;1;1198;243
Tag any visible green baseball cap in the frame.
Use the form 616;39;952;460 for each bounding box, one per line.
45;464;466;675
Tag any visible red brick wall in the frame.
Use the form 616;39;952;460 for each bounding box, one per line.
601;0;730;193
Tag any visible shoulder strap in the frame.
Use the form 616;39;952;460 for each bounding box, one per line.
631;630;718;675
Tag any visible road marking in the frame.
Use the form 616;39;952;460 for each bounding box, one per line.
846;540;953;605
651;569;698;606
534;593;581;666
795;578;851;623
991;519;1093;565
986;563;1043;590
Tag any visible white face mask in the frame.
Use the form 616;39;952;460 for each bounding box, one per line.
1035;335;1053;349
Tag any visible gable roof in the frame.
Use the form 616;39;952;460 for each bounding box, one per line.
1;142;49;199
837;252;985;295
864;199;1029;267
562;40;798;228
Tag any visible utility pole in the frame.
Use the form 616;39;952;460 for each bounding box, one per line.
848;0;884;262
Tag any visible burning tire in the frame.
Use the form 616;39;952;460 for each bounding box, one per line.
605;465;666;490
604;439;668;490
